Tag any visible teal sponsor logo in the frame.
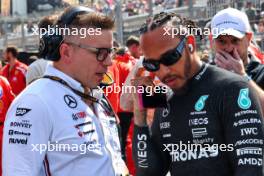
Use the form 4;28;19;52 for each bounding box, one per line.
238;88;251;110
195;95;209;111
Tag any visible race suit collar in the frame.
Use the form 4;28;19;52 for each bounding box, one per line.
188;62;209;87
171;62;209;96
44;63;85;93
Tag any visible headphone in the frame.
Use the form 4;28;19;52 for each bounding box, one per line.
39;6;94;61
187;35;195;52
188;44;194;52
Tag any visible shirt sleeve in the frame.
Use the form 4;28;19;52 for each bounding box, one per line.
26;63;39;85
1;76;15;103
132;111;170;176
2;94;52;176
222;81;264;176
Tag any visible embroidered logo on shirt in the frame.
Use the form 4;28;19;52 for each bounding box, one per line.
195;95;209;111
64;95;77;108
238;88;251;110
16;108;31;116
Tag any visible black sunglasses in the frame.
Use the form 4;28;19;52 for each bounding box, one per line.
65;41;113;62
142;37;186;72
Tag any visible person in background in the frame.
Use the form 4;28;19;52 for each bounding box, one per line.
0;76;15;175
211;8;264;113
114;47;136;165
126;35;142;59
26;15;58;85
245;2;257;32
1;46;28;95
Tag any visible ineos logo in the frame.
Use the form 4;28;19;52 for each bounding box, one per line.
64;95;77;108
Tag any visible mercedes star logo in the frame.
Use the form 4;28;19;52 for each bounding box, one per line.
64;95;77;108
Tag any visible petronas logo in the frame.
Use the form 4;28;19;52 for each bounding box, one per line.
238;88;251;110
195;95;209;111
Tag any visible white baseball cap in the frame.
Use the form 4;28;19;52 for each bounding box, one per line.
211;8;251;39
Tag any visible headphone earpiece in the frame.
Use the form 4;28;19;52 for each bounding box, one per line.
39;34;63;61
39;6;94;61
188;44;194;52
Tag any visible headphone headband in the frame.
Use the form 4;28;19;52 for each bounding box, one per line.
58;6;94;26
39;6;94;61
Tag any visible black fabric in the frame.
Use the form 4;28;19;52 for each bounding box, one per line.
133;64;264;176
246;60;264;90
118;112;133;162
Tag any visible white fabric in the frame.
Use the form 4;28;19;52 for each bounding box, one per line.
26;59;49;85
3;64;127;176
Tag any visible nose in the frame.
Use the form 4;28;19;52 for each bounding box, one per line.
103;54;113;67
158;64;170;77
223;42;234;53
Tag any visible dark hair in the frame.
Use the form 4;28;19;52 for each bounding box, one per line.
6;46;18;57
115;47;126;55
139;12;199;37
38;15;58;29
259;19;264;25
126;35;140;47
113;40;120;48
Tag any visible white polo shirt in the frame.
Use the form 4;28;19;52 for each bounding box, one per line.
3;64;127;176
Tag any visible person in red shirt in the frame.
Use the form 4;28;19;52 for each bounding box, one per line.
114;48;136;169
0;76;15;175
126;35;142;59
104;60;120;113
1;46;28;95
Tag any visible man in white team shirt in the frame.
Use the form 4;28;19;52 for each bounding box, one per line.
2;6;128;176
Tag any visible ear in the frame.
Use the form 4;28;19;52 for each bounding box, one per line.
246;32;253;46
186;35;196;53
59;43;72;64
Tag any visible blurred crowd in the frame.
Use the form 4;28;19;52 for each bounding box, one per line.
84;0;193;16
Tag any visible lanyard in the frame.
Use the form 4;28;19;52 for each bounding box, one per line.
43;75;98;103
42;75;116;117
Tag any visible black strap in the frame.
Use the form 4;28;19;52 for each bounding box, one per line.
42;75;98;103
42;75;118;120
42;75;118;121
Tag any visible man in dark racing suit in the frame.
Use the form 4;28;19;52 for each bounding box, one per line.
130;12;264;176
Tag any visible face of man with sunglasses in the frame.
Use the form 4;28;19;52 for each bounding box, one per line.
139;26;202;92
57;29;113;89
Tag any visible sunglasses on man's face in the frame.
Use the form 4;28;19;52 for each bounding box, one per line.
142;37;186;72
64;41;113;62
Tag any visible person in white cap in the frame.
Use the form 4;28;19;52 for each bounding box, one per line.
211;7;264;112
